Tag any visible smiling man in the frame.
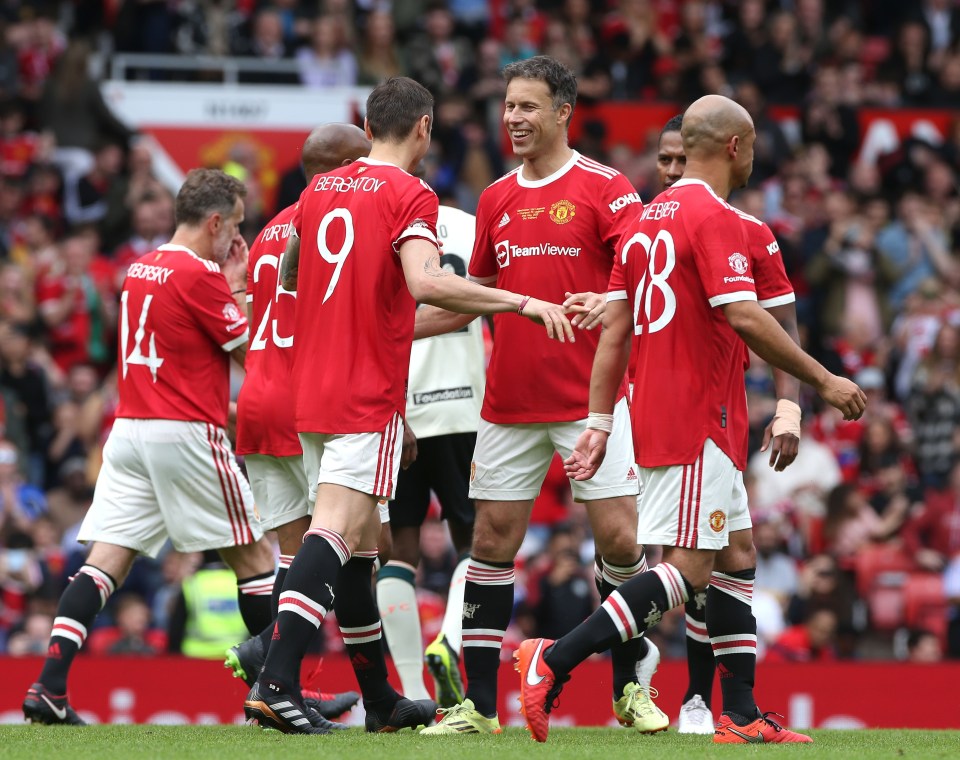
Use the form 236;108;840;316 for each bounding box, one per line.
422;56;665;736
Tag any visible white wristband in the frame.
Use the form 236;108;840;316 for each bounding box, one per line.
772;399;802;438
586;412;614;434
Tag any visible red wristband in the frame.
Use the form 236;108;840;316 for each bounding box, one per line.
518;295;531;315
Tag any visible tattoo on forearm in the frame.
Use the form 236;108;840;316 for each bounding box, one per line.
423;255;451;278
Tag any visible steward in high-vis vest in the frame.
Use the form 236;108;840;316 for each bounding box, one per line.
171;563;250;659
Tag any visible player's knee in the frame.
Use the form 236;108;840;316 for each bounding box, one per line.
594;533;641;566
715;533;756;574
470;521;520;562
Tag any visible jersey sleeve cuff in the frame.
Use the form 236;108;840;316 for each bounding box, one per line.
606;290;628;302
758;292;796;309
393;226;438;252
708;291;758;308
221;330;249;352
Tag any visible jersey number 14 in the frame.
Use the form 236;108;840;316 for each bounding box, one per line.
120;290;164;381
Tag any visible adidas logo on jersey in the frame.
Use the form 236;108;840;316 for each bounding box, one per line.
498;212;510;228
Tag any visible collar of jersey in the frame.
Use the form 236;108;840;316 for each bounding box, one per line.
670;178;723;200
356;156;410;174
158;243;202;259
516;149;579;189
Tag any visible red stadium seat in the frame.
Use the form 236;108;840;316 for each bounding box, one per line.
853;543;914;599
904;573;948;640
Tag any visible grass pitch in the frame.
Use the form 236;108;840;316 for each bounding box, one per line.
0;726;957;760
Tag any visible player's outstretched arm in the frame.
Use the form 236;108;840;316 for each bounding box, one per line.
564;299;632;482
413;304;477;339
761;302;802;471
723;300;866;421
399;238;579;343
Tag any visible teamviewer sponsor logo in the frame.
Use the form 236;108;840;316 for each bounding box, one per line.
412;387;474;405
496;240;510;268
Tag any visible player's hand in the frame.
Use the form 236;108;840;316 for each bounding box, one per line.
760;422;799;472
401;422;417;469
817;375;867;421
563;291;606;330
223;234;249;292
521;297;581;343
563;428;609;481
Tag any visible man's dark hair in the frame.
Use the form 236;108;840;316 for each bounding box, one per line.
660;113;683;137
503;55;578;125
174;169;246;227
366;77;434;142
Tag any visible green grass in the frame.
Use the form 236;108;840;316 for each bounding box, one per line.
0;726;957;760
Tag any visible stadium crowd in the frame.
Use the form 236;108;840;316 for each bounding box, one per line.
0;0;959;670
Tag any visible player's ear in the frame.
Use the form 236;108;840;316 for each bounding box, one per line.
729;134;740;160
557;102;572;127
363;118;373;141
418;114;432;139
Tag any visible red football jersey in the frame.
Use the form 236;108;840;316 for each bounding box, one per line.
609;179;757;470
292;157;439;433
469;151;640;423
236;204;300;457
626;212;795;382
116;245;249;427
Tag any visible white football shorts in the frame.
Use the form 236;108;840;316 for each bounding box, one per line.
469;397;639;502
79;418;262;557
245;453;311;531
636;437;751;551
299;412;404;503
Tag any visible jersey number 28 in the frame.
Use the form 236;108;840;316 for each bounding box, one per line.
621;230;676;335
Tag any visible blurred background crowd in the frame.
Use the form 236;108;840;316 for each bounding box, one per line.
0;0;959;668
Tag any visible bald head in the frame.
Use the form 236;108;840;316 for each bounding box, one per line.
681;95;754;158
302;123;371;179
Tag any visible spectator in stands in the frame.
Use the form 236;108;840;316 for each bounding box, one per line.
233;7;298;85
801;65;860;178
0;321;52;486
767;608;838;662
903;461;960;573
754;516;800;605
823;482;909;563
906;322;960;488
877;193;956;313
38;41;133;177
36;229;115;374
63;139;125;228
786;554;857;633
356;10;402;85
405;3;473;98
880;20;936;105
6;610;52;656
111;194;172;271
0;20;19;100
87;593;166;656
906;628;944;662
0;439;47;535
296;13;357;88
806;193;897;348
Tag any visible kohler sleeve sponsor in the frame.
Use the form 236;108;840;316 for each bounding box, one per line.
412;387;474;405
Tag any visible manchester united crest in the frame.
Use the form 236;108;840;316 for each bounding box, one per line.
549;199;576;224
709;510;726;532
728;251;749;275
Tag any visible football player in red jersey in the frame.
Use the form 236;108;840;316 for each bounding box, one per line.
242;76;577;735
652;114;805;734
515;95;866;744
422;55;663;737
23;170;277;726
224;124;373;727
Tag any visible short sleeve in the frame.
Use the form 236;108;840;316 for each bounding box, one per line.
607;251;628;302
599;173;644;255
692;208;757;308
184;268;249;352
245;249;255;304
468;189;499;283
749;222;795;309
391;179;439;254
